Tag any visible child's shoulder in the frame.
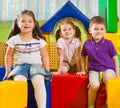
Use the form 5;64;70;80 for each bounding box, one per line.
74;37;82;43
100;38;113;45
74;37;80;41
104;38;112;42
57;37;65;42
8;34;20;40
84;39;91;43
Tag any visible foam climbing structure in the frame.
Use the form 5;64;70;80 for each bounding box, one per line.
51;73;89;108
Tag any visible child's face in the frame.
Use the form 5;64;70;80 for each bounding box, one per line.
17;14;35;34
60;23;75;39
89;23;106;42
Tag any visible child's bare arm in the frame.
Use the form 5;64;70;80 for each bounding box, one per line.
113;55;119;77
41;45;50;71
4;46;14;78
76;56;87;76
75;47;81;72
57;48;64;73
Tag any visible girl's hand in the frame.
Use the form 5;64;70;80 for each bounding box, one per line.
3;75;8;80
3;71;9;80
76;71;86;76
52;71;61;75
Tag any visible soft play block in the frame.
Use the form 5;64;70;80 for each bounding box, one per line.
95;83;107;108
107;77;120;108
27;80;51;108
51;73;89;108
0;80;27;108
0;66;5;81
0;66;13;81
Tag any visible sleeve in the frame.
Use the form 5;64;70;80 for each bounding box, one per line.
6;37;15;48
81;41;88;56
75;38;82;48
39;39;46;48
56;38;64;49
109;40;117;57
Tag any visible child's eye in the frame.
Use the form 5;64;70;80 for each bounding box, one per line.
101;28;104;30
69;28;72;30
94;28;98;30
29;20;33;23
21;20;25;22
62;29;67;32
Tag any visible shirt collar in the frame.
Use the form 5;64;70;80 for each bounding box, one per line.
91;37;105;45
63;37;75;44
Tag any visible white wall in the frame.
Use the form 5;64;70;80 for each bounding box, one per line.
0;0;98;20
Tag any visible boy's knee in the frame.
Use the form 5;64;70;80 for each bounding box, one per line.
103;69;116;82
103;74;115;83
90;82;100;91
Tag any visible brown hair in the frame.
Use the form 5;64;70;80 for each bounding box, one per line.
89;16;106;28
8;10;45;40
56;18;81;41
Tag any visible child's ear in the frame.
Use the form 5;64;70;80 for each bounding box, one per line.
17;21;20;28
88;28;91;34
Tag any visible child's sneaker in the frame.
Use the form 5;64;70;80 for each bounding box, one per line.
88;105;94;108
105;104;108;108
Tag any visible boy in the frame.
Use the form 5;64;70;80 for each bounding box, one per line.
77;16;119;108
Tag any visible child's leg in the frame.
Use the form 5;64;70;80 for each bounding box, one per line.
61;61;69;73
103;69;116;107
88;105;94;108
13;75;27;81
61;65;69;73
88;71;100;107
31;74;46;108
88;83;100;107
103;69;116;83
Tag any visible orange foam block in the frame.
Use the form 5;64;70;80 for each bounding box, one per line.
0;80;27;108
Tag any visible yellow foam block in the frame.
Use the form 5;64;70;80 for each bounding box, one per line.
0;80;27;108
106;77;120;108
105;33;120;54
105;33;117;48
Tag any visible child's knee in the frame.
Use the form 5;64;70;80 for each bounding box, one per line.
61;66;69;73
90;82;100;91
103;69;116;82
103;73;116;83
